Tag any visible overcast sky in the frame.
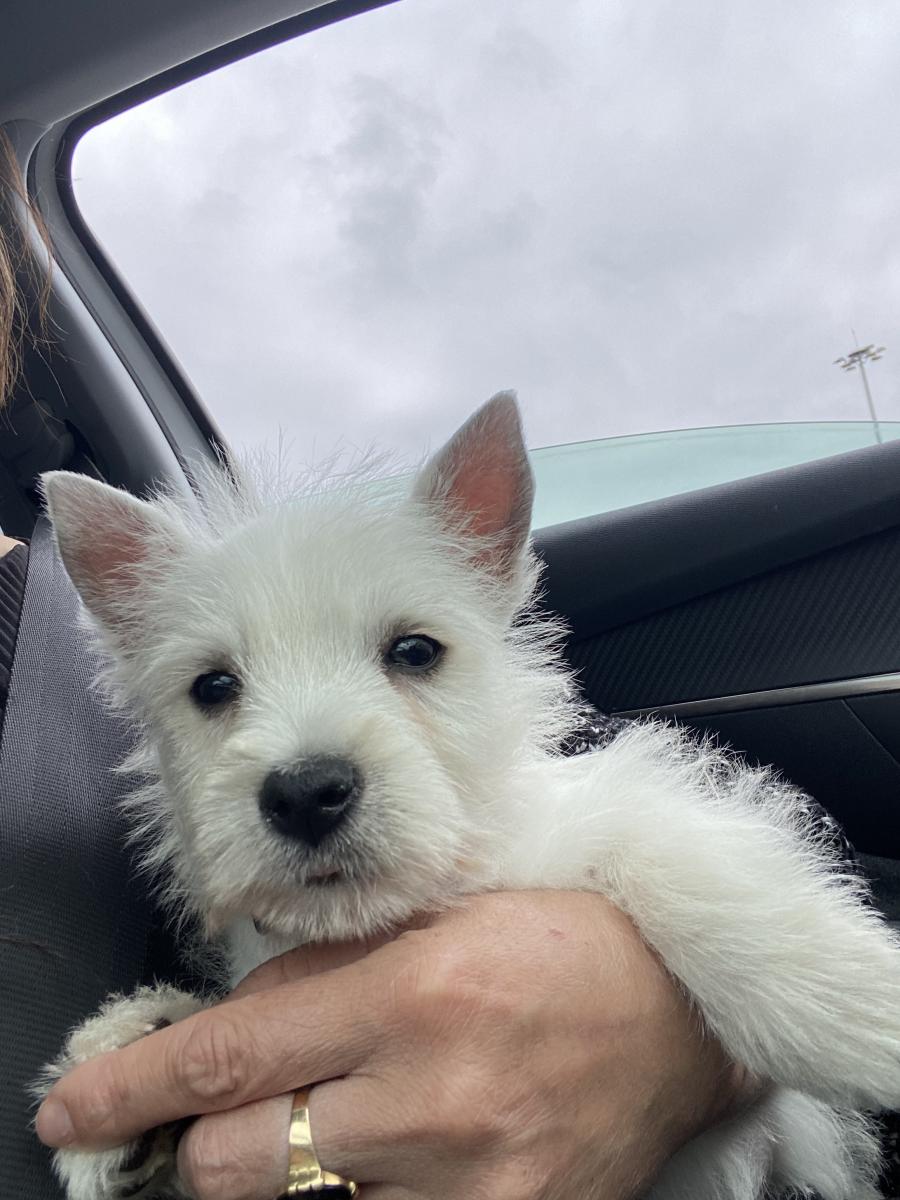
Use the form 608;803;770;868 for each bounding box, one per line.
73;0;900;466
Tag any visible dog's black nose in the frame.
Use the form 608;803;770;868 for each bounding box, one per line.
259;756;361;848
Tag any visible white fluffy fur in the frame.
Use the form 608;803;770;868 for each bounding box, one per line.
39;393;900;1200
35;987;204;1200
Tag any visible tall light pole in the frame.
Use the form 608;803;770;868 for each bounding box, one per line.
834;335;886;444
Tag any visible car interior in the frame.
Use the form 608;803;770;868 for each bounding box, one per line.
2;0;900;1194
5;0;900;885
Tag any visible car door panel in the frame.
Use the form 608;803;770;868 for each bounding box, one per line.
561;525;900;712
536;439;900;859
536;437;900;641
687;700;900;857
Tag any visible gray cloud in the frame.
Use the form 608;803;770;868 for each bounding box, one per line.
73;0;900;467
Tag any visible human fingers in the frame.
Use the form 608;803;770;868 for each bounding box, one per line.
174;1080;371;1200
177;1078;408;1200
177;1093;291;1200
176;1071;483;1200
35;943;402;1151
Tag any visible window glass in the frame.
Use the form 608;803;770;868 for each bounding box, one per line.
73;0;900;510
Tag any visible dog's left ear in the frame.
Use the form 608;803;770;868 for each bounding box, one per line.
412;391;534;583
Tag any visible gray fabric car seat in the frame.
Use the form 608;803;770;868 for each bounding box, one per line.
0;517;159;1199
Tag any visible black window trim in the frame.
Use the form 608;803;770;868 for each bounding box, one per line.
28;0;399;471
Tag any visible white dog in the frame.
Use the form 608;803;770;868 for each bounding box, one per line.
39;393;900;1200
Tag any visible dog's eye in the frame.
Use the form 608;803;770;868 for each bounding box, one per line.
385;635;444;673
191;672;241;709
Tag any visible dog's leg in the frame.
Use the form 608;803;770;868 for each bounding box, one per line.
647;1089;882;1200
36;984;208;1200
501;721;900;1198
506;723;900;1112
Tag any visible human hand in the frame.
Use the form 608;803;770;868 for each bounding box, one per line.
37;891;759;1200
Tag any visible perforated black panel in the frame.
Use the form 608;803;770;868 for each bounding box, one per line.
566;526;900;713
686;700;900;857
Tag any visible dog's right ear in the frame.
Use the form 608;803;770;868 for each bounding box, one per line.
41;471;185;632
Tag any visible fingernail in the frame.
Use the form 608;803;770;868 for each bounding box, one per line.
36;1098;75;1147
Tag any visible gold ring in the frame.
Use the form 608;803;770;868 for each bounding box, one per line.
282;1087;359;1199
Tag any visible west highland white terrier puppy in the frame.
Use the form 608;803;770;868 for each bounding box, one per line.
39;393;900;1200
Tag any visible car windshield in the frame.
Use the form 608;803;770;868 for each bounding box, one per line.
71;0;900;513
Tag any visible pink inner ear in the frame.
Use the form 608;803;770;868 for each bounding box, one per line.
454;464;520;541
413;393;534;578
75;520;149;590
55;492;170;627
438;425;532;579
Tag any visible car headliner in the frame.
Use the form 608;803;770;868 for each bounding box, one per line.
0;0;359;135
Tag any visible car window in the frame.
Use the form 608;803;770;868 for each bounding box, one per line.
71;0;900;522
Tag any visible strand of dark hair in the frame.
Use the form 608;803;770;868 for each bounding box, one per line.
0;129;53;410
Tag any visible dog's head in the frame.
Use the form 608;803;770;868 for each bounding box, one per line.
43;393;572;941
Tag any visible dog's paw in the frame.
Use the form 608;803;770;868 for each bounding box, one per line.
50;1122;191;1200
36;984;206;1200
